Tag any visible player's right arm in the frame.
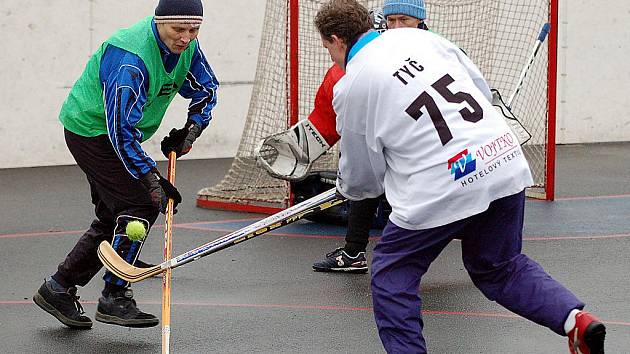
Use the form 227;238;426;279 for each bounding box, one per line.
99;45;155;179
336;128;386;201
334;74;386;201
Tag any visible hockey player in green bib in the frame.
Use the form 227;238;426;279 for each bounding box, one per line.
33;0;219;329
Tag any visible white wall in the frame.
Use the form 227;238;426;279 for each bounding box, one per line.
556;0;630;143
0;0;628;169
0;0;262;168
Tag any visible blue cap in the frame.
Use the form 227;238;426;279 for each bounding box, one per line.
383;0;426;20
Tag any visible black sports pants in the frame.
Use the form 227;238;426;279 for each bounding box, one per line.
53;129;159;290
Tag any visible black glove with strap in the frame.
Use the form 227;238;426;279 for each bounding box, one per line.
140;169;182;214
161;121;202;158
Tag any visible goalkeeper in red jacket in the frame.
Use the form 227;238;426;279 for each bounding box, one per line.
257;1;430;273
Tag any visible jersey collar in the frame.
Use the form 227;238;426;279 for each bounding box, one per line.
345;30;380;67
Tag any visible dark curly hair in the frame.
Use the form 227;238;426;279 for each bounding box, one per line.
315;0;371;44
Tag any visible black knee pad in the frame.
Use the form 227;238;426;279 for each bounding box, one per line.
103;215;151;287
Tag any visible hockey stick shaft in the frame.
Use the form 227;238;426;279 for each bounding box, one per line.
507;23;551;108
162;152;176;354
98;187;345;283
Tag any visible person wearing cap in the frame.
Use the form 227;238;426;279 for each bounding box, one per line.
33;0;219;329
382;0;428;30
315;1;606;353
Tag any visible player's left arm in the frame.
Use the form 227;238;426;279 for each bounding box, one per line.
451;45;493;102
448;42;532;144
178;42;219;129
163;43;219;158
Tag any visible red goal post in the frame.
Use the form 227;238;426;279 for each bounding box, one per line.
197;0;558;213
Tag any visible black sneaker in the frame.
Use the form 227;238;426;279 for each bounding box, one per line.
312;247;368;273
33;280;92;329
95;288;159;328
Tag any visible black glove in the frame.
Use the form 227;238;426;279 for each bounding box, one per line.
141;170;182;214
161;121;202;158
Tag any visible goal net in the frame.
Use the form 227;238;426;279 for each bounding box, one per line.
198;0;557;213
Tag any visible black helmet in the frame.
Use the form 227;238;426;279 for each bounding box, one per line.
369;7;387;34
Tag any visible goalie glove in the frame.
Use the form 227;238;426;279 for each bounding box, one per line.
256;119;331;181
491;89;532;146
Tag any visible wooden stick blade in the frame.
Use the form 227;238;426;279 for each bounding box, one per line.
98;241;163;283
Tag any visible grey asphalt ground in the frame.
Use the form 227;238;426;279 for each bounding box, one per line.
1;142;629;353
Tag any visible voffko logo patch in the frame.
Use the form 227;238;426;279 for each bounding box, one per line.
448;149;476;181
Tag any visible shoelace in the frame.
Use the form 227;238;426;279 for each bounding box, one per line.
325;247;345;258
67;287;85;315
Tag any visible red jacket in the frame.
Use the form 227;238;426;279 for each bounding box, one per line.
307;64;345;146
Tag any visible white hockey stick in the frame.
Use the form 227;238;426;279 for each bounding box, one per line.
493;23;551;145
98;187;345;283
507;23;551;107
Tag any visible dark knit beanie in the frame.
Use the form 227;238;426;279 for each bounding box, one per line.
155;0;203;25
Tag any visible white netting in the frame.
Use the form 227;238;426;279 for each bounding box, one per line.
198;0;553;210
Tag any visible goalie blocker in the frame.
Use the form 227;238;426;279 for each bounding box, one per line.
256;118;332;181
256;63;344;181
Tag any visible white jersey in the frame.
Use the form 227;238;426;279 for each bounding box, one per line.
333;28;533;230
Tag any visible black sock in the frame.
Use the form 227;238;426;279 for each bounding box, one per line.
343;245;365;257
102;283;126;297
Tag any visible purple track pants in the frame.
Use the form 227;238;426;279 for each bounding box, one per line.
370;190;584;353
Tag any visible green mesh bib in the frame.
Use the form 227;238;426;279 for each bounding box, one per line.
59;16;196;141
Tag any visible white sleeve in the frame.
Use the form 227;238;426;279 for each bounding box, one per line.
452;47;493;102
336;129;386;201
